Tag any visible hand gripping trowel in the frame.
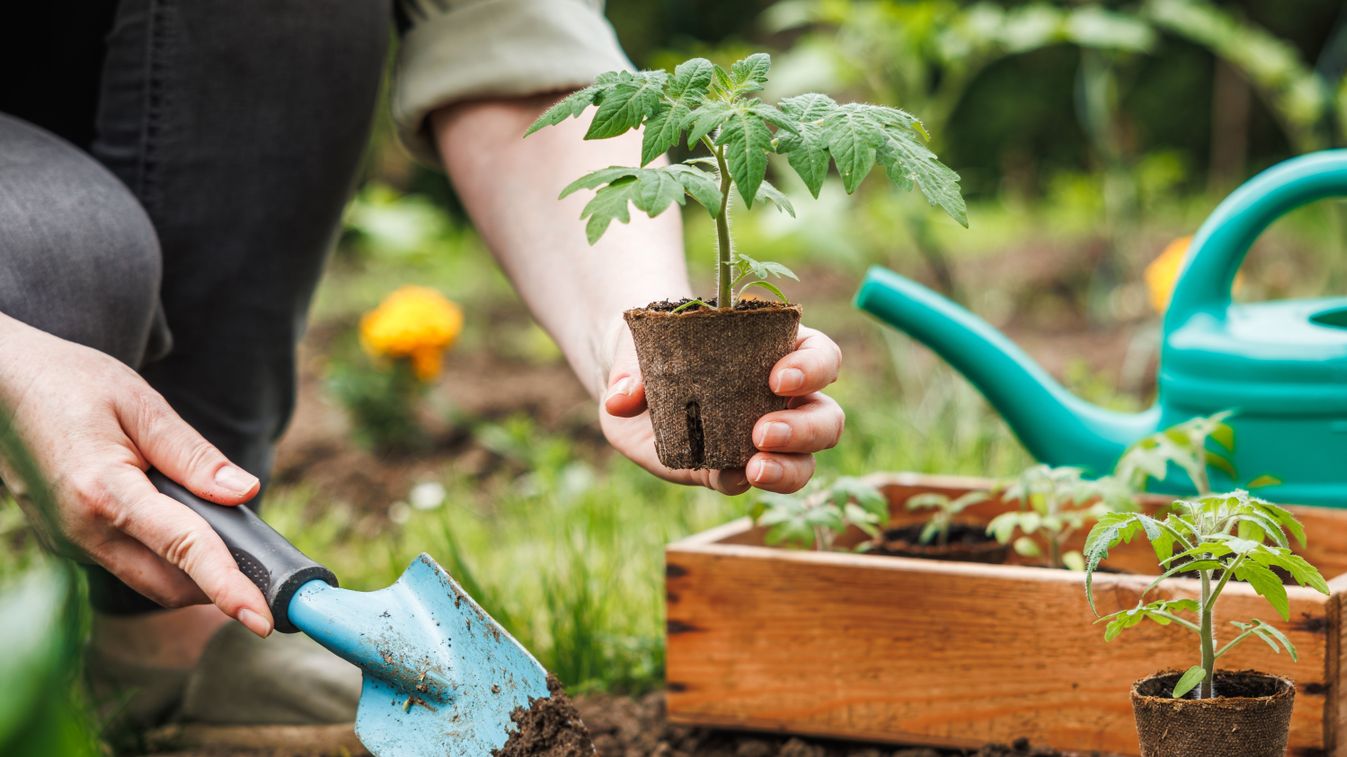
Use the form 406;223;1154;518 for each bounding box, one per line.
150;472;551;756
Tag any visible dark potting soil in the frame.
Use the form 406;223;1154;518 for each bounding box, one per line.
869;523;1010;564
576;692;1088;757
643;297;789;313
1134;669;1284;700
494;674;596;757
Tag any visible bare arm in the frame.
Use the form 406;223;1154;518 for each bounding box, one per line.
431;94;691;398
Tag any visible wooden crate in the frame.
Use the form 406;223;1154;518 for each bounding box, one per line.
665;473;1347;756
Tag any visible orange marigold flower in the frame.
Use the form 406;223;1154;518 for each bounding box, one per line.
359;286;463;381
1145;235;1191;314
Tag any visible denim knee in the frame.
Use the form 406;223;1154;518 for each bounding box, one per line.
0;114;165;367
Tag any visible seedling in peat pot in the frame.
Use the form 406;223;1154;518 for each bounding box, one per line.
527;53;966;470
1084;490;1329;699
1113;411;1241;496
751;477;889;552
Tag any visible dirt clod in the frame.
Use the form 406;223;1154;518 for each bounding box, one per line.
494;674;596;756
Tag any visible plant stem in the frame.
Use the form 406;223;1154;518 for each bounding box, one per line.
1048;537;1062;570
1199;569;1215;698
712;145;734;308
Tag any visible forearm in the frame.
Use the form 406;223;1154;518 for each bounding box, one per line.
431;94;692;398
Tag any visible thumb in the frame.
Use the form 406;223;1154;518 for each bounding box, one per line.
603;360;647;419
117;388;260;504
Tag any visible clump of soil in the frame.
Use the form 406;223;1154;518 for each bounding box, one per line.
494;674;596;756
575;692;1082;756
871;523;1010;564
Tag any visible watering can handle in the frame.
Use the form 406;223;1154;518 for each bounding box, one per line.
1167;150;1347;320
150;470;337;633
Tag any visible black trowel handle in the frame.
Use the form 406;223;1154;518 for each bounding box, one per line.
150;470;337;634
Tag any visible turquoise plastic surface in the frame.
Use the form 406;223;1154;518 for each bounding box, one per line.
855;150;1347;507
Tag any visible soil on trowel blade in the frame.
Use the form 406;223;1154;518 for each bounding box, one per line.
494;674;596;756
576;693;1085;757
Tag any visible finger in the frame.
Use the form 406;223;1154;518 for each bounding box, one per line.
746;452;816;493
753;393;846;454
770;327;842;396
603;369;648;419
88;533;209;607
598;412;749;494
116;387;259;503
104;467;273;637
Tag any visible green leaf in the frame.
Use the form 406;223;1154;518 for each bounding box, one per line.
1234;560;1289;620
821;104;881;194
1013;536;1041;557
716;105;774;207
1247;474;1282;489
777;93;836;198
586;70;668;140
1172;666;1206;698
684;100;734;148
526;84;602;137
640;58;715;166
739;280;789;304
663;164;723;217
578;176;637;244
1206;450;1237;479
755;180;796;217
1062;551;1086;571
631;169;687;217
559;166;639;198
729;53;772;93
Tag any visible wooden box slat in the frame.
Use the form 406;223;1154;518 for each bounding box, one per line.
665;473;1347;756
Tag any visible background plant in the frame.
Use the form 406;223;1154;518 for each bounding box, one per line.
751;477;889;551
1085;490;1328;698
526;52;967;308
905;490;990;547
328;286;462;453
988;465;1131;570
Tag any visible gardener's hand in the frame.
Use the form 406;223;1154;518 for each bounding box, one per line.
601;324;844;495
0;316;274;637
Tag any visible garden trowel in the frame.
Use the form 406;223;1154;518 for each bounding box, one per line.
151;472;550;756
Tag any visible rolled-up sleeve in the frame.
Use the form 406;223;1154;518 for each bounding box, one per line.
393;0;632;163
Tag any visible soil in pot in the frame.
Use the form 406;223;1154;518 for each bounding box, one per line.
871;522;1011;564
625;299;801;470
1130;669;1294;757
494;674;596;756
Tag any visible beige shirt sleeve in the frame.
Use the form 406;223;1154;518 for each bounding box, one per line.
393;0;632;164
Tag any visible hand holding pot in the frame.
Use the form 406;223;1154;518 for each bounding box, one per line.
601;324;843;495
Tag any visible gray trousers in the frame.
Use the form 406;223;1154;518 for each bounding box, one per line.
0;0;390;612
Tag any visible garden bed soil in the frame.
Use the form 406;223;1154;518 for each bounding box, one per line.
575;692;1086;757
871;522;1009;563
625;298;801;471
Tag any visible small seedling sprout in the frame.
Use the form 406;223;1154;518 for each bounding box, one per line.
1114;411;1236;496
987;465;1129;571
526;53;966;308
1084;490;1328;699
906;490;990;548
751;477;889;552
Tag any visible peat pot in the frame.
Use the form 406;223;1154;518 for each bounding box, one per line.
624;301;800;470
1131;670;1295;757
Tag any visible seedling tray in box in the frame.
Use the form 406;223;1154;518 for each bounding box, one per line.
665;473;1347;756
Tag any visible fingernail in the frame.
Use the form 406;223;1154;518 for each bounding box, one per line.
718;469;748;492
757;421;791;449
215;465;258;494
238;608;272;638
749;459;783;485
775;368;805;393
605;377;633;401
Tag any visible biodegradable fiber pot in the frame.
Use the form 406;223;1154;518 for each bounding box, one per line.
1130;670;1294;757
624;300;802;470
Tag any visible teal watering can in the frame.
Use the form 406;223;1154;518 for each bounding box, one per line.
856;150;1347;507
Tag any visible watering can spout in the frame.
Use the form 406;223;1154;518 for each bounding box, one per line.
855;266;1160;474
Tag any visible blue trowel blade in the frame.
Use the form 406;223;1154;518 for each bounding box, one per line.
286;553;550;756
